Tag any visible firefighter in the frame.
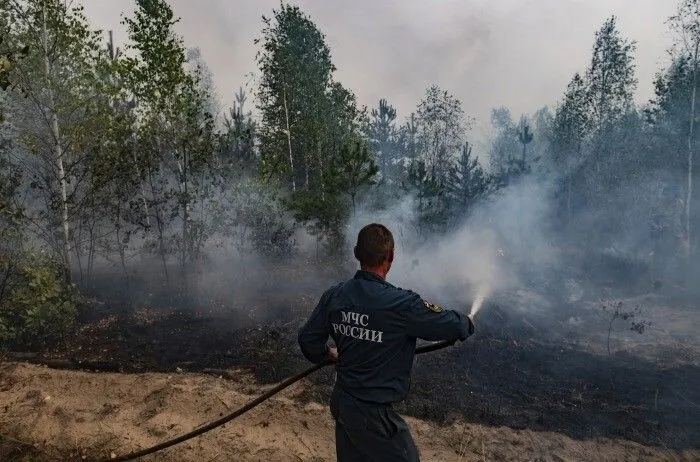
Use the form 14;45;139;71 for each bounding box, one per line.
298;223;474;461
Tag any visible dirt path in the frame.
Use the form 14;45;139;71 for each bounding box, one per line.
0;362;696;462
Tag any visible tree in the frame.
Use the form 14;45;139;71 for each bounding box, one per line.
553;73;590;225
369;98;398;182
667;0;700;260
222;88;257;169
255;4;373;248
0;112;23;308
586;16;637;133
121;0;219;284
2;0;106;283
256;3;334;192
415;85;468;183
585;15;637;185
405;159;447;238
447;142;489;220
335;140;378;215
488;107;520;184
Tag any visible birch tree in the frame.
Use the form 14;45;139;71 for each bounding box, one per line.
2;0;104;283
668;0;700;259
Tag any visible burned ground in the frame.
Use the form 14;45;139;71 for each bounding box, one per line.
5;279;698;459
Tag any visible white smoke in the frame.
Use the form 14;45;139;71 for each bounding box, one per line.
346;175;556;319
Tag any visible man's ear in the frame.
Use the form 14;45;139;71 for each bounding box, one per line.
388;248;394;263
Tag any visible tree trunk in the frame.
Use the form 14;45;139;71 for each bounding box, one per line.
132;149;151;228
43;3;71;284
567;176;573;227
685;41;699;261
177;147;189;282
116;201;128;278
147;166;169;287
283;87;296;192
317;139;325;200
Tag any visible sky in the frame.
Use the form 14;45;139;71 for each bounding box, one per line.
83;0;678;147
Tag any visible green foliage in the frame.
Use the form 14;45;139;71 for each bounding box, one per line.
256;3;335;190
335;140;379;212
0;253;77;349
286;189;347;253
405;159;449;237
415;85;468;183
447;142;491;219
255;3;374;245
0;35;29;101
553;74;590;161
369;99;400;182
586;16;637;131
222;88;258;169
211;178;298;259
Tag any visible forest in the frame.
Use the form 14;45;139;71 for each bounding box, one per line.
1;1;700;460
0;0;698;354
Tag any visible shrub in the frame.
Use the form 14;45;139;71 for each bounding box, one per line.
0;252;77;350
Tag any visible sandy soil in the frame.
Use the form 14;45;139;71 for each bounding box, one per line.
0;362;697;462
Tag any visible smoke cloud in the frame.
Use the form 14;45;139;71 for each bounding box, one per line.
346;175;559;321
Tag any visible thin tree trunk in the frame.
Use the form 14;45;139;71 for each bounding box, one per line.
116;202;128;278
283;87;296;192
87;212;96;283
133;149;151;228
317;139;325;200
685;42;698;261
177;147;189;282
567;177;573;226
42;3;71;284
147;166;169;287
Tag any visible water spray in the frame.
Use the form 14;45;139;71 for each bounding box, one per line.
469;283;491;319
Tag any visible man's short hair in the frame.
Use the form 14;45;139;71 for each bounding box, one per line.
354;223;394;267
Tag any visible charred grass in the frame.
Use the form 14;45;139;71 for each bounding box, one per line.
5;290;700;453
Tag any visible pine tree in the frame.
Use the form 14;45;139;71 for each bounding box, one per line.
369;98;398;183
222;88;257;169
447;142;489;219
336;141;378;215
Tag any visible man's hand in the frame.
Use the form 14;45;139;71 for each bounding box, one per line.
327;346;339;363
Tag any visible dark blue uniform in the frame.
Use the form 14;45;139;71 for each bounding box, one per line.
298;270;473;461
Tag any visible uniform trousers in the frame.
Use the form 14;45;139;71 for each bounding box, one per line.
330;386;419;462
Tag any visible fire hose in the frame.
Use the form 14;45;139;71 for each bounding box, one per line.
105;338;457;462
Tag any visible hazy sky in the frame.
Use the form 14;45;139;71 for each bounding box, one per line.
84;1;678;144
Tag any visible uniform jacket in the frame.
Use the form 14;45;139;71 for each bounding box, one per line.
298;270;472;404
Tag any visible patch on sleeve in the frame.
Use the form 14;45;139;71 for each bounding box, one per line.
423;300;443;313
